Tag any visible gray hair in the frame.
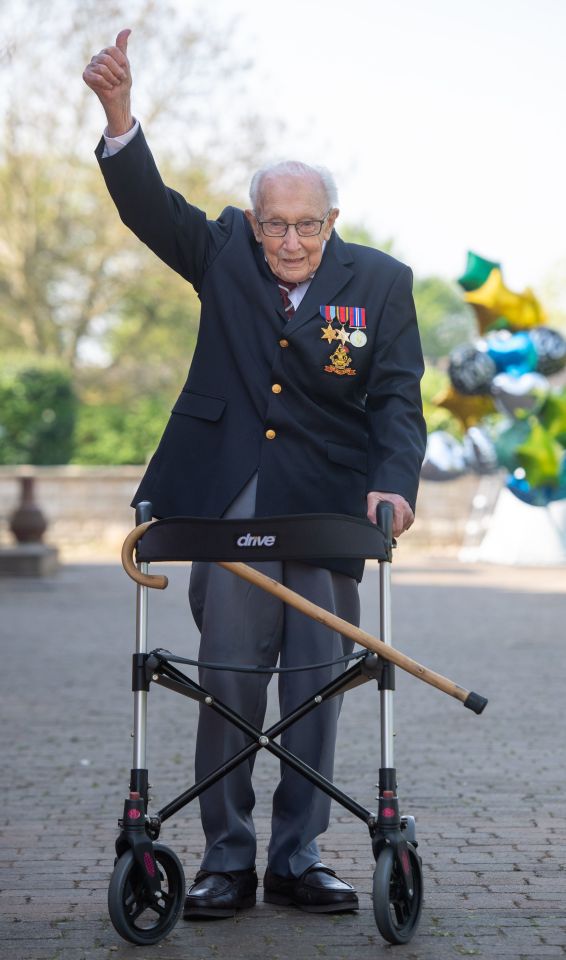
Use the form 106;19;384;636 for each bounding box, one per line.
249;160;339;214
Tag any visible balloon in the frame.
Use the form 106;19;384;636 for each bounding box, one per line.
506;460;566;506
539;390;566;446
421;431;467;481
465;269;546;331
462;426;499;474
493;418;533;471
457;252;501;292
491;372;549;419
485;330;538;375
553;455;566;501
467;302;508;336
516;420;562;487
434;385;495;429
529;327;566;376
506;472;554;507
448;343;497;395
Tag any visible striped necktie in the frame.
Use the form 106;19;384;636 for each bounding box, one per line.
276;279;299;319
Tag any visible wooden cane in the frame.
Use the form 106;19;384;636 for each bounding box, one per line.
121;528;487;713
217;561;487;714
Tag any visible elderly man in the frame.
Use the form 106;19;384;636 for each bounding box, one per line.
84;30;427;920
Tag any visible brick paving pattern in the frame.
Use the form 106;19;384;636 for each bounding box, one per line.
1;555;565;959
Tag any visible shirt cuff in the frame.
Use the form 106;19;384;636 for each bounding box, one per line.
102;118;140;158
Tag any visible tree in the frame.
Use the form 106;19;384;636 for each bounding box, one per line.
0;0;264;376
413;276;475;361
0;356;77;464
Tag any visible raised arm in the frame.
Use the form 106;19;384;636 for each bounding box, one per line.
82;29;221;290
83;29;134;137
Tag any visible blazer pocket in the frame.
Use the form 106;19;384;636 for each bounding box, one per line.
326;441;368;475
172;391;226;421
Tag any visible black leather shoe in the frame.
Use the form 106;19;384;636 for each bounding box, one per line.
183;868;258;919
263;865;358;914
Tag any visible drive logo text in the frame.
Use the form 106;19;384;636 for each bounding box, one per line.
235;532;278;548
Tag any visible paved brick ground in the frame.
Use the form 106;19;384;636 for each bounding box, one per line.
1;554;565;959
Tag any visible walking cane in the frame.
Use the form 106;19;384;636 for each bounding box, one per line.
121;524;488;715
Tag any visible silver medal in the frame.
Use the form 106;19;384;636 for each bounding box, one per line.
349;329;367;348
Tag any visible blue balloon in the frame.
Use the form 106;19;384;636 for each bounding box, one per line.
506;474;553;507
549;455;566;502
506;457;566;506
486;331;538;376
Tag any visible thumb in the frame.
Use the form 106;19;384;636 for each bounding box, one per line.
115;28;131;54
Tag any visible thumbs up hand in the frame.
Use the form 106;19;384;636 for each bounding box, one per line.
83;30;134;136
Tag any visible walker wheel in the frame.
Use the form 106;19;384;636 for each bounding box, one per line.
372;843;423;944
108;842;185;945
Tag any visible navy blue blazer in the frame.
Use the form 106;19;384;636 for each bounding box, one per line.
96;129;426;578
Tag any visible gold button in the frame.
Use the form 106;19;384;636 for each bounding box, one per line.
279;338;289;348
271;383;282;394
265;429;276;440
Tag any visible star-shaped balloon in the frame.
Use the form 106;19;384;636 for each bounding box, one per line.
539;390;566;446
465;269;546;331
516;420;563;487
494;418;533;471
434;385;495;429
458;251;501;291
467;302;509;336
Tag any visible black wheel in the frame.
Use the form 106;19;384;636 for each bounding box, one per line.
372;843;423;945
108;842;185;945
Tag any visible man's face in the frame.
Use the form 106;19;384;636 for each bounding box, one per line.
245;173;339;284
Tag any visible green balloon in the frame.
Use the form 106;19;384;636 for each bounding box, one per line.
458;251;501;291
539;391;566;447
516;420;562;487
486;315;512;333
494;419;532;471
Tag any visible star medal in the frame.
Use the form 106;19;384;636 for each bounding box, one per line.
320;323;337;343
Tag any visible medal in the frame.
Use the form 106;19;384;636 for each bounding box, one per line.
349;329;367;348
320;323;337;343
319;305;365;373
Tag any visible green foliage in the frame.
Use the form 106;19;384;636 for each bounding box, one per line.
0;0;257;373
340;223;396;254
0;357;77;464
72;396;169;465
421;365;461;437
414;276;475;360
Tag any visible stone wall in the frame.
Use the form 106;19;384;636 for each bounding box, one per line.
0;465;488;560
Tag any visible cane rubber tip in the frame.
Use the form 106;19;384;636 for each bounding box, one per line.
464;691;488;714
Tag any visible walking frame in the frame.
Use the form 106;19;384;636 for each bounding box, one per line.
109;500;487;946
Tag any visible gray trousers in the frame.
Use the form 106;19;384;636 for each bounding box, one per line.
189;475;360;878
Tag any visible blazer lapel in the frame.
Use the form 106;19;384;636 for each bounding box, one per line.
285;231;354;336
251;239;287;322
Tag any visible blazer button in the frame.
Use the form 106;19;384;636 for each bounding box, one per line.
271;383;282;394
279;338;289;348
265;429;276;440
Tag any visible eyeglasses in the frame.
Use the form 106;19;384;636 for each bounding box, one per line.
254;211;330;238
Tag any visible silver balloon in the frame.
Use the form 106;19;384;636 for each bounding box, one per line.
490;372;549;418
421;431;468;481
530;326;566;376
462;426;499;474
